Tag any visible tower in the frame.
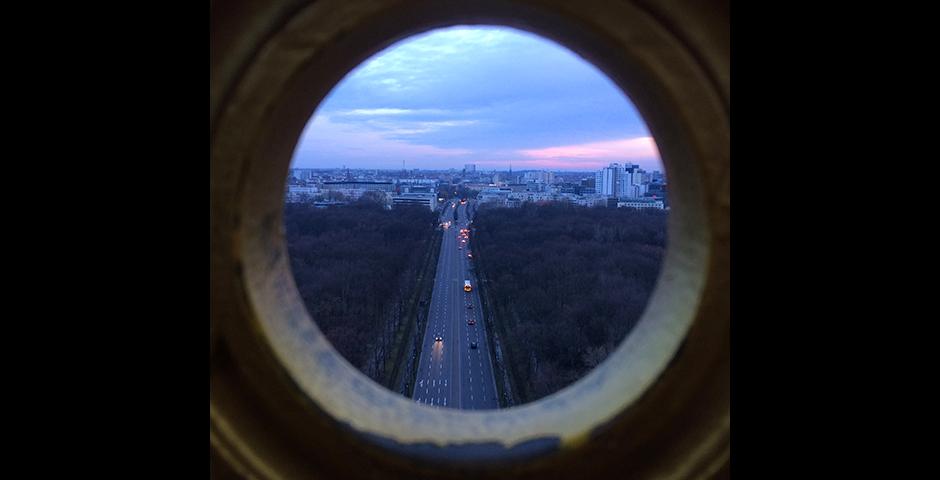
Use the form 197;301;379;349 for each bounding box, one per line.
509;160;513;183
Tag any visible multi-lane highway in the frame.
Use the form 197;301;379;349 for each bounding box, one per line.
413;200;499;409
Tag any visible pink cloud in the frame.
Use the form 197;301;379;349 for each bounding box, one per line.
518;137;660;170
520;137;659;159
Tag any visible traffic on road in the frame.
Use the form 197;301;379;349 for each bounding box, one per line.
413;200;499;409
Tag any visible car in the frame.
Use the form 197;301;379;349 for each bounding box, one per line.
435;335;443;342
470;342;478;349
467;319;475;325
466;304;473;309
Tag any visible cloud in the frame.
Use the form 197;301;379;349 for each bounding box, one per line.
351;118;480;137
511;137;661;171
329;109;479;136
290;26;659;171
520;136;658;160
345;26;523;94
335;108;448;117
291;115;473;169
356;27;515;76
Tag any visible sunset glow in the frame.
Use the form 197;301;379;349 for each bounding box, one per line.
291;26;662;172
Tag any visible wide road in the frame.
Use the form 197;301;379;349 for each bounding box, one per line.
413;200;499;409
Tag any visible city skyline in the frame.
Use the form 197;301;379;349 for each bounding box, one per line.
290;26;662;172
288;166;663;175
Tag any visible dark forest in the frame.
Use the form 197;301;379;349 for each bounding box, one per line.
285;199;666;403
472;203;667;401
284;200;438;380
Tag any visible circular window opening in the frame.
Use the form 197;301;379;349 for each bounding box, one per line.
283;26;668;411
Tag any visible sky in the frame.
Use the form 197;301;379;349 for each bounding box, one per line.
290;26;662;172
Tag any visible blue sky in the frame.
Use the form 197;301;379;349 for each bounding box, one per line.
290;26;662;172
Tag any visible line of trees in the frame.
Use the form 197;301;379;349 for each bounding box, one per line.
472;203;667;401
283;198;438;381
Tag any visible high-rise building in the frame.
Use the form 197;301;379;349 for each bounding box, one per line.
593;163;657;198
464;164;476;173
622;164;641;197
595;163;621;196
617;166;631;197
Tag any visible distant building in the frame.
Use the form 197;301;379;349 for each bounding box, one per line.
620;183;648;199
460;182;492;191
464;164;476;173
400;184;434;194
646;183;668;207
323;181;394;191
575;194;609;207
524;182;547;193
321;180;394;201
594;163;658;198
523;170;554;184
289;168;314;181
595;164;619;196
313;200;348;208
285;185;320;203
617;198;665;209
617;164;640;198
391;192;440;211
477;187;512;206
398;178;437;186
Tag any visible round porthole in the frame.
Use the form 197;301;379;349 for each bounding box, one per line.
211;1;728;478
284;24;669;409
